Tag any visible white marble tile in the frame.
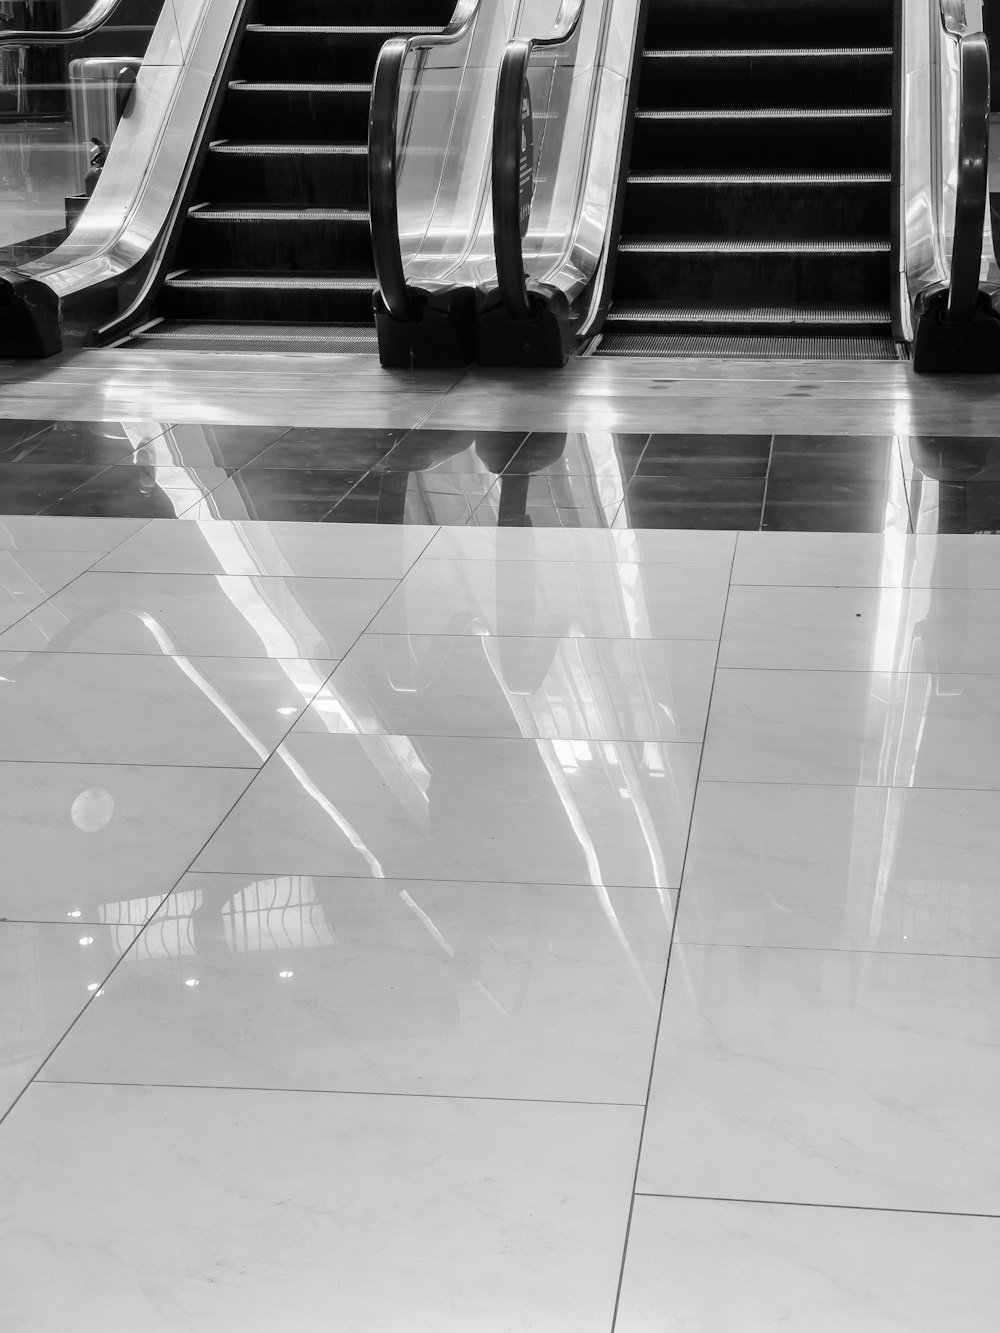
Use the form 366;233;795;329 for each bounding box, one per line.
0;550;103;630
0;1081;641;1333
616;1195;1000;1333
422;526;737;563
677;781;1000;956
639;943;1000;1213
720;584;1000;673
0;516;147;553
92;519;437;578
0;920;142;1119
0;652;336;766
194;731;699;887
0;571;397;658
734;531;1000;589
369;560;729;640
40;873;674;1102
0;762;252;924
703;667;1000;788
295;634;717;742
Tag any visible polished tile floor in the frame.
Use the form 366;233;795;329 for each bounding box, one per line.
1;416;1000;531
2;372;1000;1330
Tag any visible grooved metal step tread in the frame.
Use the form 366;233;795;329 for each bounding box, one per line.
245;24;439;33
644;46;893;57
128;321;377;353
228;81;373;92
187;207;369;222
618;237;891;253
166;272;375;289
596;332;901;360
211;141;367;154
629;171;891;184
607;304;892;325
636;107;891;119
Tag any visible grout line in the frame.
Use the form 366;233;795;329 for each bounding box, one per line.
29;1078;647;1110
3;912;997;964
756;432;777;530
632;1190;1000;1221
696;775;1000;792
896;432;917;533
608;532;739;1332
0;757;262;769
650;939;1000;962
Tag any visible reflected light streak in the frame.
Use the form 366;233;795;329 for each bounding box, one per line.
129;596;389;881
397;887;509;1018
477;635;658;1009
136;612;270;761
275;745;386;878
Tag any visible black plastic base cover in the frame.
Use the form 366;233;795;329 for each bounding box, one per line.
374;287;476;368
475;288;573;368
0;274;61;358
912;291;1000;373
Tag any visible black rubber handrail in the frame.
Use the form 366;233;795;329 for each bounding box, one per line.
939;0;990;323
0;0;126;45
492;0;587;320
368;0;481;322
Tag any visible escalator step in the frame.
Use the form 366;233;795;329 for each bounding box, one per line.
645;0;895;50
617;237;890;253
596;333;902;360
623;173;892;235
245;24;440;31
204;142;368;208
628;172;891;183
220;83;372;141
179;206;372;269
635;107;891;119
239;26;442;80
127;321;378;353
210;143;367;154
606;304;892;326
613;243;891;304
162;271;376;322
187;207;369;222
639;48;893;109
167;272;374;289
644;47;892;56
631;108;893;171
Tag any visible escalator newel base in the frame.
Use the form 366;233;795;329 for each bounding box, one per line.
374;288;477;369
912;292;1000;374
0;274;62;358
475;289;572;368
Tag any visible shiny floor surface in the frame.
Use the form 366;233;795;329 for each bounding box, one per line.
0;416;999;532
2;355;1000;1331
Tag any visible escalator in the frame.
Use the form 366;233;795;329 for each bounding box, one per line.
484;0;1000;371
127;0;453;353
595;0;901;359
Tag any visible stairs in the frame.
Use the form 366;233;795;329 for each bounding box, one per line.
597;0;900;360
132;0;452;352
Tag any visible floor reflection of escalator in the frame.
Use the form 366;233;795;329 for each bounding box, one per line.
904;436;1000;533
596;0;900;360
127;0;452;354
